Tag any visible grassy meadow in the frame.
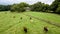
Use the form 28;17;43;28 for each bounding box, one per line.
0;11;60;34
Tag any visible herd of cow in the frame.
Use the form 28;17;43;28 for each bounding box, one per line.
13;16;48;33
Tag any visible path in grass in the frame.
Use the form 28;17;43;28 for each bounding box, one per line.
23;12;60;27
24;11;60;23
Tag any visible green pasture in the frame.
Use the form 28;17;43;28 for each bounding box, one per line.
0;11;60;34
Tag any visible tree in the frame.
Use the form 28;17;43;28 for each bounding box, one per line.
30;2;49;12
50;0;60;13
56;7;60;13
42;4;49;12
11;2;29;12
0;5;11;11
31;2;44;12
56;3;60;14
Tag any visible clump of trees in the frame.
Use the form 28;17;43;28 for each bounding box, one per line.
0;0;60;14
30;2;49;12
11;2;29;12
50;0;60;14
0;5;11;11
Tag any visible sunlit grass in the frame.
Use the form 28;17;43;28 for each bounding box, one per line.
0;11;60;34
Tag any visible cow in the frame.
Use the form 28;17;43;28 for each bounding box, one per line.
30;17;32;20
44;26;48;32
23;27;27;33
20;17;22;19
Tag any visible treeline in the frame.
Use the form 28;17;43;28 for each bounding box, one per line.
10;2;50;13
10;2;29;12
50;0;60;14
0;0;60;14
0;5;11;11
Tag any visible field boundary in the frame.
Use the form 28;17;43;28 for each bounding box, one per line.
23;14;60;27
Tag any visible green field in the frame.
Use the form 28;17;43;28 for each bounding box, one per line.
0;11;60;34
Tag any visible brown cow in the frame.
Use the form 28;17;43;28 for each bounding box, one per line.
23;27;27;33
30;17;32;20
13;16;15;18
44;26;48;32
20;17;22;19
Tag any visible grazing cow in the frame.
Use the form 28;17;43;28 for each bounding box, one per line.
44;26;48;32
30;17;33;22
30;17;32;20
13;16;15;18
23;27;27;33
20;17;22;19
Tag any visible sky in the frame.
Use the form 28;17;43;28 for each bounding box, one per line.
0;0;54;5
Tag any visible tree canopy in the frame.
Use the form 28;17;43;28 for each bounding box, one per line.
0;0;60;14
50;0;60;13
0;5;11;11
11;2;29;12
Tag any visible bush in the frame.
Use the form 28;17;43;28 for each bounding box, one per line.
11;2;29;12
56;7;60;14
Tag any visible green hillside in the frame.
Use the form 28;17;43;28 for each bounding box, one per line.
0;11;60;34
